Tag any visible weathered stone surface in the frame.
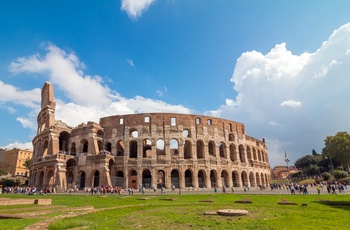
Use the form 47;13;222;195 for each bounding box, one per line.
217;209;248;216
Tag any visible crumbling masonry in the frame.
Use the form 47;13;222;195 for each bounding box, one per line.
29;82;271;192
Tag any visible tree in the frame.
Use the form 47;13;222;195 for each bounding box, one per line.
294;154;321;175
321;172;332;181
333;170;348;180
23;158;32;169
322;132;350;167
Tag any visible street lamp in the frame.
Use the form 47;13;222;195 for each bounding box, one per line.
284;151;290;181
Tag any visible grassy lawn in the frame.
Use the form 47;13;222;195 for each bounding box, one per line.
0;193;349;230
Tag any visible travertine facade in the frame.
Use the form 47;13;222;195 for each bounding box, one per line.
29;82;271;191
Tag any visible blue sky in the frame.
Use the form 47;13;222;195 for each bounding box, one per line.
1;0;350;167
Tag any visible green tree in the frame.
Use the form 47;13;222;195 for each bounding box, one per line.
294;154;321;175
321;172;332;181
23;158;32;169
333;170;348;180
322;132;350;167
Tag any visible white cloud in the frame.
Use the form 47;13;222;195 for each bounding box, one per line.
216;22;350;167
127;58;135;67
0;141;33;151
121;0;155;20
8;43;191;133
280;100;301;107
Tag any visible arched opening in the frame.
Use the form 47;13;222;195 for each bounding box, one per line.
66;159;76;188
129;140;138;158
79;171;86;189
156;139;165;156
182;129;191;138
115;171;124;187
208;141;216;157
59;131;70;152
221;170;229;187
239;145;245;162
80;139;88;153
241;171;248;187
42;141;48;156
142;170;152;188
261;172;265;186
129;170;138;189
258;150;262;161
253;148;257;161
66;171;74;188
93;170;100;187
198;170;206;188
184;170;192;187
97;140;103;152
116;140;124;156
130;129;138;138
232;171;239;187
170;139;179;155
105;142;112;153
249;172;255;187
157;170;165;188
171;170;179;188
38;171;44;188
46;170;54;188
230;144;236;162
108;159;114;177
255;172;261;187
143;139;152;158
210;170;217;188
97;130;104;138
228;133;235;142
184;140;192;159
70;142;76;155
219;142;226;158
196;140;204;159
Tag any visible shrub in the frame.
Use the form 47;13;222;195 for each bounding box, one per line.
321;172;332;181
333;170;348;180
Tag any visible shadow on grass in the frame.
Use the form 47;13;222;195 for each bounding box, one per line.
313;200;350;211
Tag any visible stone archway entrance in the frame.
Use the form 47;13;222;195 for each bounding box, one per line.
157;170;165;188
142;170;152;188
171;170;179;188
198;170;206;188
93;171;100;187
79;171;86;189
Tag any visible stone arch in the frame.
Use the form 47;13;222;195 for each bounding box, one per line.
221;170;229;187
114;171;124;187
239;145;245;162
70;142;76;155
130;128;138;138
249;171;255;187
66;159;76;187
230;144;236;162
80;139;88;153
157;170;165;188
129;169;138;189
208;141;216;157
228;133;235;142
241;171;248;187
105;142;112;153
219;142;226;158
92;170;100;187
247;146;252;161
38;171;44;188
170;139;179;155
97;140;103;152
78;171;86;189
253;148;257;161
129;140;138;158
142;169;152;188
170;169;179;188
260;172;265;186
42;141;48;156
46;170;54;188
255;172;261;186
264;173;269;186
196;140;204;159
143;139;152;158
108;159;115;177
97;130;104;138
232;170;239;187
156;139;165;156
210;170;217;188
59;131;70;152
184;169;193;187
116;140;124;156
183;140;192;159
197;170;206;188
258;150;262;161
182;129;191;138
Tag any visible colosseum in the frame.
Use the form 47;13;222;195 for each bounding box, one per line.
29;82;271;192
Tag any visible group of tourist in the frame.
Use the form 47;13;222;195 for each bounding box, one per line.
1;186;54;195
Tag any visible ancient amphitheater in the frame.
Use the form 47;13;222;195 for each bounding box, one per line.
29;82;271;192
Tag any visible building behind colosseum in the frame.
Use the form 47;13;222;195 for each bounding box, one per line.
29;82;271;192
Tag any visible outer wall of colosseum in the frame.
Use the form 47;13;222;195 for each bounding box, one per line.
29;82;271;192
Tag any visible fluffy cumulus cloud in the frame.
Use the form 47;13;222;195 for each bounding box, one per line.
121;0;155;20
6;43;191;142
218;23;350;166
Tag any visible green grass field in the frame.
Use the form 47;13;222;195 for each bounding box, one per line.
0;193;349;230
